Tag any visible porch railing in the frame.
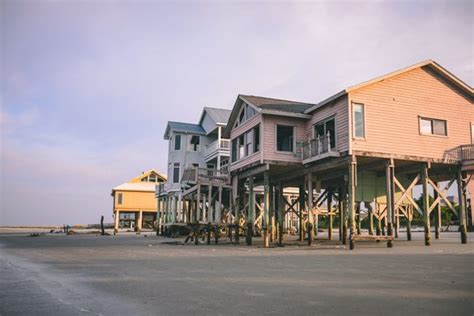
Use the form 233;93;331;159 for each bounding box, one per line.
204;139;230;159
181;167;230;185
444;144;474;162
302;133;338;161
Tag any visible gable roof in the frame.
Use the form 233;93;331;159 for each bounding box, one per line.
112;182;157;192
164;121;206;139
199;107;232;125
304;60;473;114
240;95;315;113
224;94;314;136
130;169;167;183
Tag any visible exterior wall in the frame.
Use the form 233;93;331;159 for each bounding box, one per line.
306;95;349;153
229;113;263;171
262;114;307;164
113;190;157;211
350;67;473;160
166;131;210;192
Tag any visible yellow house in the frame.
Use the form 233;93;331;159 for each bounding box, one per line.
112;170;166;233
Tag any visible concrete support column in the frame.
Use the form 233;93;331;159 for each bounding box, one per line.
114;210;120;235
137;210;143;233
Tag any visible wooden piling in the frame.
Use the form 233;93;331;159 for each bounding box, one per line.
457;169;468;244
348;156;356;250
246;176;255;246
386;159;395;248
307;174;314;246
434;181;441;240
277;184;284;246
328;190;333;240
298;184;305;242
421;163;431;246
263;171;270;248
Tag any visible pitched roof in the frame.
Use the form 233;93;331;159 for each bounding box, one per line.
112;182;157;192
130;169;166;183
304;60;473;114
240;95;315;113
164;121;206;139
203;107;232;124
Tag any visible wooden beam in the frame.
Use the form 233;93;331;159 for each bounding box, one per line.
348;156;356;250
457;169;468;244
263;171;270;248
307;173;314;246
421;163;431;246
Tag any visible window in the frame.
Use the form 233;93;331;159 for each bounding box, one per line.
277;125;294;152
189;135;200;151
314;117;336;148
254;125;260;153
235;103;257;127
231;139;237;162
117;193;123;204
148;174;157;182
238;134;245;159
245;129;253;156
174;134;181;150
353;103;365;138
419;117;447;136
173;163;180;183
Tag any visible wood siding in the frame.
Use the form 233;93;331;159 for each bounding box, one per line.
114;191;157;211
262;115;307;163
350;67;473;160
306;95;349;153
229;113;263;171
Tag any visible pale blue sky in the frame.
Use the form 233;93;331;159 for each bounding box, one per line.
1;0;472;225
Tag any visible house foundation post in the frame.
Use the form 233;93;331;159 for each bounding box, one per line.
422;163;431;246
457;169;468;244
263;171;270;248
246;176;255;246
348;156;356;250
277;183;284;246
386;159;395;248
307;174;314;246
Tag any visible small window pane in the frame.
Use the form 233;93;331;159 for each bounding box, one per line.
174;135;181;150
433;120;447;136
420;118;432;135
277;125;294;152
315;123;325;137
117;193;123;204
254;125;260;153
353;104;365;138
231;139;237;162
173;163;180;183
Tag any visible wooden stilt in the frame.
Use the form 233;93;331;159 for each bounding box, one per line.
247;176;254;246
277;184;284;246
338;187;343;241
406;206;412;241
457;169;468;244
307;174;314;246
395;207;399;238
368;203;374;236
214;224;219;244
298;184;305;242
270;185;275;242
434;181;441;239
356;203;361;236
328;190;333;240
421;163;431;246
348;156;356;250
263;170;270;248
207;222;211;245
386;159;395;248
196;184;201;223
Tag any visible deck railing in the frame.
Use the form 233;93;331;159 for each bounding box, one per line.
444;144;474;162
156;183;166;195
181;167;230;185
204;139;230;159
302;133;338;162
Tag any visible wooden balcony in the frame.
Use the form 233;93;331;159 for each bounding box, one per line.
302;133;339;164
460;144;474;172
181;167;231;185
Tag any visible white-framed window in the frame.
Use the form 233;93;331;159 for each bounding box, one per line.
419;117;447;136
174;134;182;151
173;163;180;183
276;125;294;152
352;103;365;139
